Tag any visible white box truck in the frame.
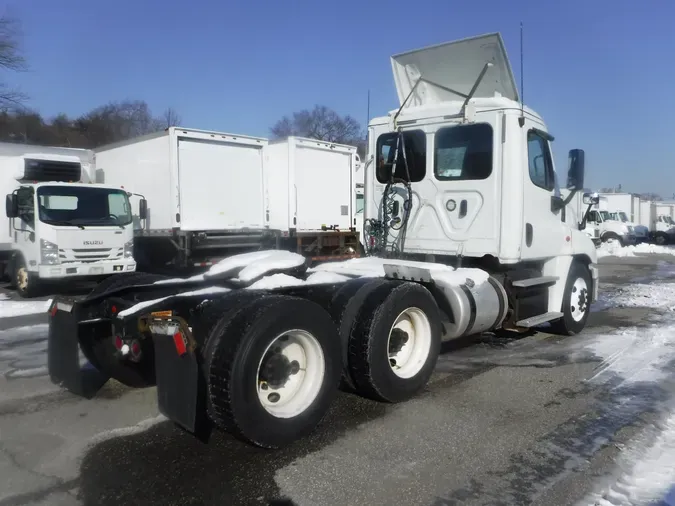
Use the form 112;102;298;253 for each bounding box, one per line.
597;192;648;242
94;128;359;271
0;142;138;297
264;136;359;261
48;32;598;450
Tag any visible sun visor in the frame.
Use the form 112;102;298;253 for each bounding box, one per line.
390;33;519;108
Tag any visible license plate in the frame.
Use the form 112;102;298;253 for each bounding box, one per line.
89;266;104;275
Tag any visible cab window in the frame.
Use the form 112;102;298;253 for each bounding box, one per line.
16;187;35;227
376;130;426;183
527;130;555;191
434;123;493;180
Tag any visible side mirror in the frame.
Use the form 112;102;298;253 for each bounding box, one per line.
139;199;148;220
566;149;585;190
582;192;600;206
5;194;18;218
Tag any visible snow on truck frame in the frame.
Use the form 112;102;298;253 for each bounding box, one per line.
47;33;599;449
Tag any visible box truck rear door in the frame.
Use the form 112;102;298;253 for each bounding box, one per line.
177;138;264;231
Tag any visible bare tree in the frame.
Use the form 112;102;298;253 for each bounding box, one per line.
271;105;365;156
161;107;181;128
0;14;27;111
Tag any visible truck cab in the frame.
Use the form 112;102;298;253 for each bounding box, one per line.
585;209;637;246
607;210;648;243
1;147;142;297
362;33;598;331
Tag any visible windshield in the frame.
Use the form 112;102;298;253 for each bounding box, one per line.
598;211;611;221
37;186;132;227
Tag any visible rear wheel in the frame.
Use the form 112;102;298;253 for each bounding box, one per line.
347;282;442;403
79;272;168;388
205;295;341;448
549;262;592;336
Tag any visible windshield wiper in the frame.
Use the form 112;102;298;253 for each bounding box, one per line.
44;220;85;230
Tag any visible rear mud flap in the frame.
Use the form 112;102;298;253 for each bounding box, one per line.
48;305;110;399
152;335;212;442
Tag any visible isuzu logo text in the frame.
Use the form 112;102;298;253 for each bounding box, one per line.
83;240;103;246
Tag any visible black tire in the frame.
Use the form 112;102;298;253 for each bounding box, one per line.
654;232;669;246
79;271;168;388
601;232;623;246
13;256;41;298
549;262;592;336
348;282;442;403
205;295;341;448
328;277;391;391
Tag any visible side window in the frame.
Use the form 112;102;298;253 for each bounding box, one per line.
434;123;493;181
588;210;599;223
527;130;555;191
16;187;35;227
355;194;364;214
108;192;130;217
376;130;426;183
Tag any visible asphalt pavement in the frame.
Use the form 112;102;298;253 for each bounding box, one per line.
1;255;675;506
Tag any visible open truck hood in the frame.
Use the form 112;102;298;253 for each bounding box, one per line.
391;32;519;108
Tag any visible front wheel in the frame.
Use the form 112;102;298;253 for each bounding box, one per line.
549;262;592;336
13;257;41;298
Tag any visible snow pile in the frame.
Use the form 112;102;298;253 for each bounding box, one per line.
206;250;307;281
597;241;675;259
309;256;490;286
598;282;675;312
246;271;351;291
0;298;53;319
0;324;49;379
578;277;675;505
584;407;675;506
585;323;675;387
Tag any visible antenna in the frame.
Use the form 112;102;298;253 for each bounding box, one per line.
518;22;525;127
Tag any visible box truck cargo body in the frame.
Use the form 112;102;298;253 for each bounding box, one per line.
0;142;137;297
95;128;359;270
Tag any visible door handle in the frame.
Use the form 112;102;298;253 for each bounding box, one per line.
459;200;467;218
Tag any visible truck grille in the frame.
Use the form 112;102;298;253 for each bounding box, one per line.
58;248;124;263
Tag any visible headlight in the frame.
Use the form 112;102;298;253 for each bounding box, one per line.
123;239;134;259
40;239;59;265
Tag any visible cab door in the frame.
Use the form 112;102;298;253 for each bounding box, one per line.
520;122;568;260
12;186;38;267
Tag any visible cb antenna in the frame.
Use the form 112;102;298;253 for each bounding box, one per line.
518;22;525;127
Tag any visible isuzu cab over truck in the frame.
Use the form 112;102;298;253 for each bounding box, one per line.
46;33;598;450
0;142;139;297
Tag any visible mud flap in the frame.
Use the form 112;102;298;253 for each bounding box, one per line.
152;334;212;442
47;302;110;399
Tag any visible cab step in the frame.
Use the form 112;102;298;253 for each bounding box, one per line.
512;276;559;288
516;311;563;328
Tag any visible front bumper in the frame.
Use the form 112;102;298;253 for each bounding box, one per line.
38;260;136;279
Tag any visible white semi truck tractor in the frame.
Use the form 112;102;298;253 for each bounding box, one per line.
46;33;598;450
0;142;140;297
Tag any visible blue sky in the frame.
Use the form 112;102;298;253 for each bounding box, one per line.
3;0;675;195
